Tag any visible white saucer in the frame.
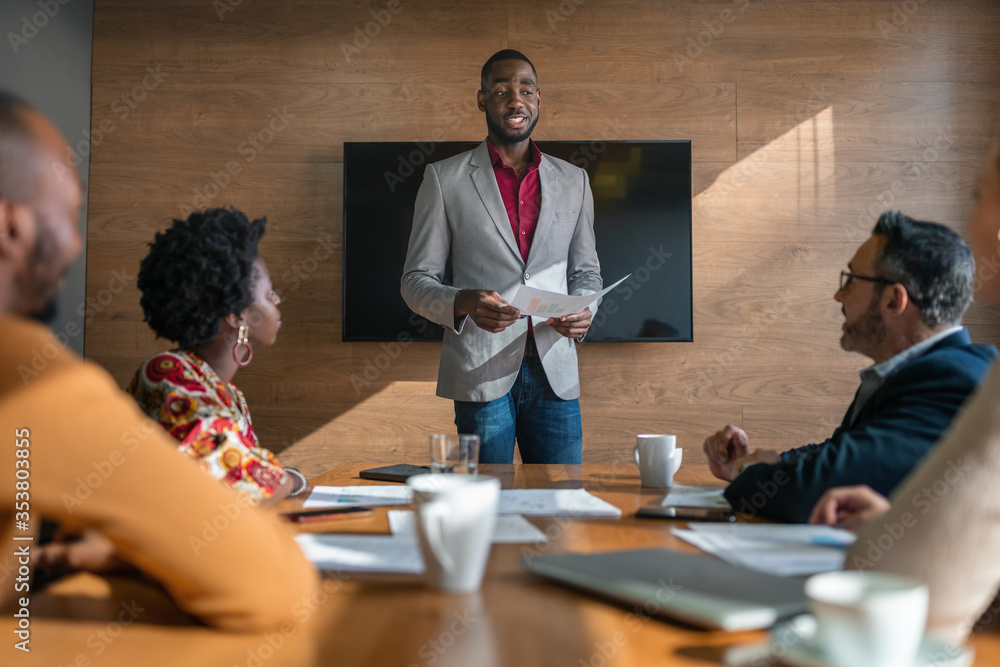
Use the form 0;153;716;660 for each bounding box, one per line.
768;616;974;667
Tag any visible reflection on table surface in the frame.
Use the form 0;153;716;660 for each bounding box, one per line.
5;463;999;667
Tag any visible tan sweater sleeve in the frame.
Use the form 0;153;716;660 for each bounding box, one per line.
846;361;1000;642
1;332;318;631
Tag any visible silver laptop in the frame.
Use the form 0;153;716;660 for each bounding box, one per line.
521;548;808;631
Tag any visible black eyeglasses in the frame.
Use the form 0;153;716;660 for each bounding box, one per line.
839;270;894;291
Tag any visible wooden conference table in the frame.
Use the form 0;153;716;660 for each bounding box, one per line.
8;463;1000;666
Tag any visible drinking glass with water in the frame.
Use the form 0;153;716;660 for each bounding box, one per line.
429;434;480;476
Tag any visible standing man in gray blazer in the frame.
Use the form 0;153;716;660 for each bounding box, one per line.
401;49;602;464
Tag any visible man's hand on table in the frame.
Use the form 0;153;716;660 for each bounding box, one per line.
703;425;749;481
809;485;891;529
703;425;780;482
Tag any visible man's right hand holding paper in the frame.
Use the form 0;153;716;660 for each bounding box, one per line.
455;289;521;333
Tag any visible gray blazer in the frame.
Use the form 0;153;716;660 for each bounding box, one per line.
401;140;602;402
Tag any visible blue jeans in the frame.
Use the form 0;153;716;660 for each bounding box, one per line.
454;356;583;464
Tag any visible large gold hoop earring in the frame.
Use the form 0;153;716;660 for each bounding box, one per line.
232;324;253;366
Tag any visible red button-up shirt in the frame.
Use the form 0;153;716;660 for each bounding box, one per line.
487;138;542;264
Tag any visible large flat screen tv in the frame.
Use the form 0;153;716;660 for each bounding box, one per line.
343;140;692;342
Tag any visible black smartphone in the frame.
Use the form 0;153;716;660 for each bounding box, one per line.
282;507;374;523
635;506;736;522
359;464;432;483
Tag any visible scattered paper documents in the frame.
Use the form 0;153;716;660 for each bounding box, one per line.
510;275;630;318
661;485;731;509
387;510;549;544
305;486;620;518
498;489;622;517
295;533;424;574
303;485;412;509
673;523;856;577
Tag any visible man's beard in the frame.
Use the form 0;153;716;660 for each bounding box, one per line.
486;111;539;145
840;294;885;356
26;211;62;325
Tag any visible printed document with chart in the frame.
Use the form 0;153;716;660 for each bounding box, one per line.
510;275;630;318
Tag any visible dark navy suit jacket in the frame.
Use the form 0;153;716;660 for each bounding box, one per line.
723;330;996;523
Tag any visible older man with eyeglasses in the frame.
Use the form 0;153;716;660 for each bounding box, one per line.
702;210;996;523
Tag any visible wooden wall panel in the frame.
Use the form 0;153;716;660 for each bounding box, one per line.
87;0;1000;476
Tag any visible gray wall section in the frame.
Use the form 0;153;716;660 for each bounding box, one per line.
0;0;94;356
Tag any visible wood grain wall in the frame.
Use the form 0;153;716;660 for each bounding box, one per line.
85;0;1000;475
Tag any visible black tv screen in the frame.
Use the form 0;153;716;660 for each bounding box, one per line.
343;141;692;342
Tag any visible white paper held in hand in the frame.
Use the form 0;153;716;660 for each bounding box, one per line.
509;274;630;318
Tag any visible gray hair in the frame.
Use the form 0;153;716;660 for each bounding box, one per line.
871;210;974;328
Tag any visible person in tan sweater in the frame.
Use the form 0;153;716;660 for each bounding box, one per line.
810;139;1000;642
0;92;318;631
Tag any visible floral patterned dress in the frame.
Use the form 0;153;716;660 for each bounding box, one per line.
128;350;287;505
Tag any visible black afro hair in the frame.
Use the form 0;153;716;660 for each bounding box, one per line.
137;207;267;349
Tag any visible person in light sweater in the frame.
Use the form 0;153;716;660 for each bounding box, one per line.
810;138;1000;642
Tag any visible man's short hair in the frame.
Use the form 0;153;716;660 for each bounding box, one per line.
480;49;537;89
0;91;42;205
871;210;974;328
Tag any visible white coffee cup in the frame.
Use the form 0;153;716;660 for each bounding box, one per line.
408;474;500;594
805;571;929;667
633;435;682;487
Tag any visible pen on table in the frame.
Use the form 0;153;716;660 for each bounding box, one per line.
283;507;374;523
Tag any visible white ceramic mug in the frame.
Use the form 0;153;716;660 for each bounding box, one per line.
408;474;500;593
805;570;929;667
633;435;682;487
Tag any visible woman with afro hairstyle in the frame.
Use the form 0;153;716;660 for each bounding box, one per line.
128;207;308;506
